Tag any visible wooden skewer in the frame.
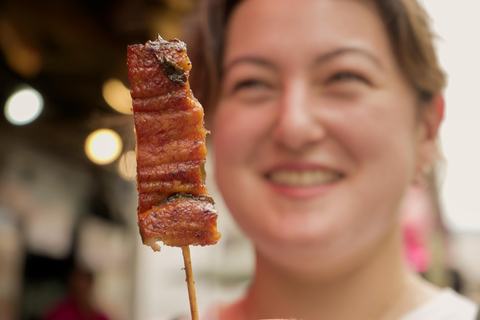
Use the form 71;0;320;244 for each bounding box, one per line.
182;246;199;320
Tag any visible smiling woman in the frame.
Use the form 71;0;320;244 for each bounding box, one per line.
215;0;424;276
182;0;479;319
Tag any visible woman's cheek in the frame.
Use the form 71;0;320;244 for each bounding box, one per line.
212;106;245;165
213;103;273;166
212;104;266;222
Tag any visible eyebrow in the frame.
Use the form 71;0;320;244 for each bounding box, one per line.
222;56;278;76
222;47;383;75
315;47;384;69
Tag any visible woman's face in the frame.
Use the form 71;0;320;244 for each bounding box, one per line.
213;0;437;274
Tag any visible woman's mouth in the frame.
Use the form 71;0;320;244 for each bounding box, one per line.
267;169;343;187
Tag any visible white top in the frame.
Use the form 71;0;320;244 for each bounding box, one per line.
165;288;478;320
401;289;478;320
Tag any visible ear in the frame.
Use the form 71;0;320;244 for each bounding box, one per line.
422;93;444;141
415;93;444;172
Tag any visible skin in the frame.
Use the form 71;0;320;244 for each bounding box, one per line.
212;0;444;319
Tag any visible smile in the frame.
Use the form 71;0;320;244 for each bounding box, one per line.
267;169;342;187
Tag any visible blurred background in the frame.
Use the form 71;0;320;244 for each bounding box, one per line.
0;0;479;319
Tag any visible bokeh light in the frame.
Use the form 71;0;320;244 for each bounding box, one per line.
4;88;44;125
102;78;133;114
117;150;137;181
85;129;123;165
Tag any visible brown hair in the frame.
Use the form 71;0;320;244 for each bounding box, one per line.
186;0;446;114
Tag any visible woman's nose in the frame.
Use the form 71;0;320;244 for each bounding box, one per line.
272;83;326;151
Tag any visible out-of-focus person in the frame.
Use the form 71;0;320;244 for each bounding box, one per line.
41;265;109;320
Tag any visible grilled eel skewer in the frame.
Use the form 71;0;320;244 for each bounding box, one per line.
127;35;221;251
128;35;222;320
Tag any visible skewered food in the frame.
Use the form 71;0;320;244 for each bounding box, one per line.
127;35;221;251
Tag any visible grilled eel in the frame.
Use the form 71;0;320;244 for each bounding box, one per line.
127;35;221;251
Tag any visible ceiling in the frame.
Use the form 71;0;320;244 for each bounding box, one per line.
0;0;197;165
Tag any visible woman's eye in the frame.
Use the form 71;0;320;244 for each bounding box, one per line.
233;79;269;92
321;71;372;99
226;78;275;104
329;72;369;84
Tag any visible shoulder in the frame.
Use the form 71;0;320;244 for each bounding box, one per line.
402;288;479;320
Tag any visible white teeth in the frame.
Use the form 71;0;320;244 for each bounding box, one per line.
268;169;341;186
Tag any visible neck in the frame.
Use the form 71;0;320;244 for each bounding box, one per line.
233;224;434;320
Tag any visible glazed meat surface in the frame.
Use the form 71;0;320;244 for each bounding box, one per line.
138;193;219;250
127;35;220;250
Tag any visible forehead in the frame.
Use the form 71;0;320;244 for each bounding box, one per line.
223;0;395;69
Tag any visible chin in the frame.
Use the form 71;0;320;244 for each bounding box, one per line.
247;217;338;258
255;236;355;280
251;210;400;280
